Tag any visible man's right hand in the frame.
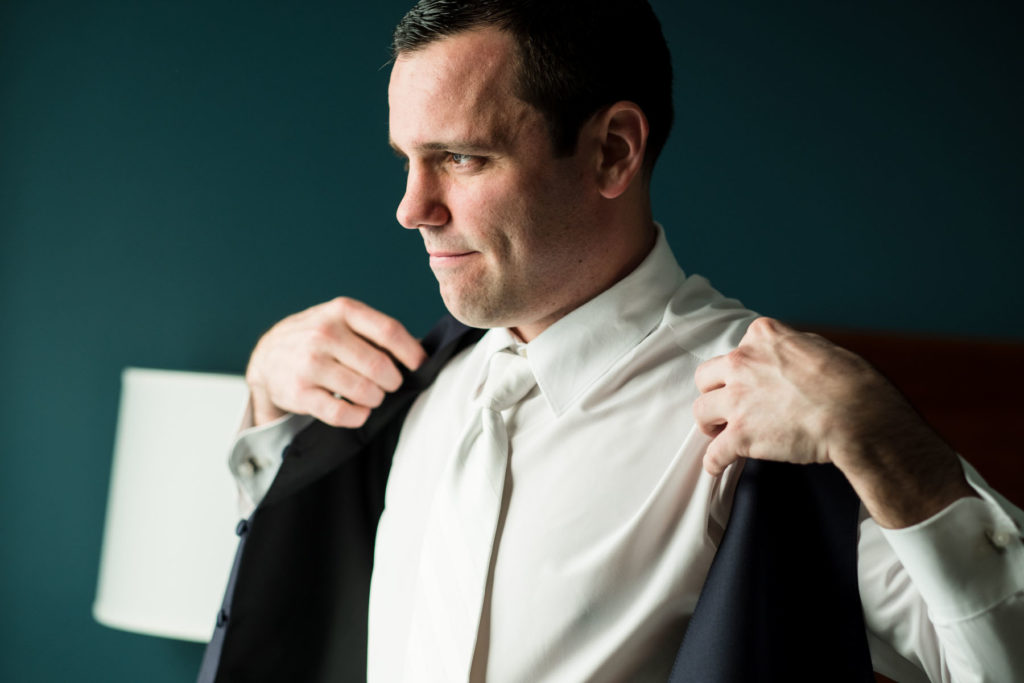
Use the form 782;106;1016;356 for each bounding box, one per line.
245;297;427;428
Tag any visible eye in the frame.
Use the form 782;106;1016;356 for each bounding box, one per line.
447;152;484;170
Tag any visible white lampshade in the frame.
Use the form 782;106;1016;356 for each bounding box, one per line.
94;367;250;642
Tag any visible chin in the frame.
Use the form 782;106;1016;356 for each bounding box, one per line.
442;304;501;330
440;291;512;331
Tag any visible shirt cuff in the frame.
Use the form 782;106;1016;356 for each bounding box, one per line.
880;463;1024;624
228;402;314;509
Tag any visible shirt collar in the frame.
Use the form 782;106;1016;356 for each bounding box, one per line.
472;225;685;416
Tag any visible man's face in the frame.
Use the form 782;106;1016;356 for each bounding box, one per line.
388;29;602;340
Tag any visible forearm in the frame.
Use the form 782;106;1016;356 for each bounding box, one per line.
833;415;978;529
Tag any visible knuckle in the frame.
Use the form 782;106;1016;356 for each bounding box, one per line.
322;401;353;428
695;357;715;377
725;348;747;370
747;316;779;338
327;402;350;426
692;396;712;422
379;317;403;342
329;296;353;316
703;447;724;474
293;356;321;384
309;324;333;344
710;449;728;470
748;317;771;333
354;376;384;405
366;351;394;380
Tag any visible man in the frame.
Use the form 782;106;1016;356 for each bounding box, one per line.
200;1;1024;681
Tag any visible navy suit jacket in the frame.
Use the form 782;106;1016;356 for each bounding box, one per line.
199;315;874;682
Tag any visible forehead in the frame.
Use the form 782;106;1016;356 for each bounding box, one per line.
388;29;534;150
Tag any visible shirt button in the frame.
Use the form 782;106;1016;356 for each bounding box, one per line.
237;458;256;477
986;528;1013;549
236;519;250;537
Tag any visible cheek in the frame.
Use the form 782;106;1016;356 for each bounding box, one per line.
522;172;588;247
453;161;586;271
458;182;531;252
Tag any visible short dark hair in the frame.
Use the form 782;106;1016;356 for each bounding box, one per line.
392;0;674;175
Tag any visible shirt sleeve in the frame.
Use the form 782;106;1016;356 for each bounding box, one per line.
227;399;314;516
858;459;1024;683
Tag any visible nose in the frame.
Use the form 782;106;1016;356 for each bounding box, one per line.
396;163;450;230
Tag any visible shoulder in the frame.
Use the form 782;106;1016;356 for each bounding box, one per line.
662;274;760;362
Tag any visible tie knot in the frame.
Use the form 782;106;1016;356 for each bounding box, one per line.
478;349;536;412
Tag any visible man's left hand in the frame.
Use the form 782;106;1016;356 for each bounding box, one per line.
693;317;976;528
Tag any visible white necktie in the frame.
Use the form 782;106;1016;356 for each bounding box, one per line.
404;347;537;681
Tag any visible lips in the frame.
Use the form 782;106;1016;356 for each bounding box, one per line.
427;250;474;258
428;250;477;267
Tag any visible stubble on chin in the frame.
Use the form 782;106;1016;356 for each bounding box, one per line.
436;273;523;330
438;282;499;329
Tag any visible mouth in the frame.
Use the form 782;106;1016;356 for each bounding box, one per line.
427;250;478;267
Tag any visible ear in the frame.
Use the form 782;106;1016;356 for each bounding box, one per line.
591;102;649;199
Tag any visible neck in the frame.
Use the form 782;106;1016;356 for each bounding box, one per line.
511;215;658;342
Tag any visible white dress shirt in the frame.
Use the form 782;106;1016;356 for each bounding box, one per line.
230;228;1024;682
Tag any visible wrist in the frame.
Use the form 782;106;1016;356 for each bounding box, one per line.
834;430;976;529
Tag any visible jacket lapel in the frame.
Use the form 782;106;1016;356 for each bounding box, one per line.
260;316;484;508
669;459;874;682
199;315;483;683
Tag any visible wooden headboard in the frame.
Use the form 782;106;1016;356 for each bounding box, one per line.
809;328;1024;683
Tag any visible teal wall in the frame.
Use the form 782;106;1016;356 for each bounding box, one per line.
1;1;1020;681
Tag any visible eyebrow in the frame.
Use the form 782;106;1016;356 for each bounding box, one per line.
388;137;507;157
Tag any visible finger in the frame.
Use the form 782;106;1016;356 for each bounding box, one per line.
313;359;386;409
703;427;744;476
328;333;406;393
741;317;786;344
694;354;729;394
307;389;372;429
692;390;729;437
337;298;428;371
